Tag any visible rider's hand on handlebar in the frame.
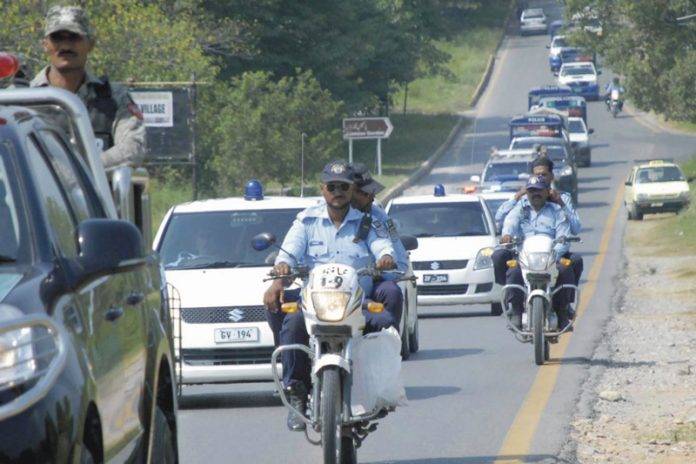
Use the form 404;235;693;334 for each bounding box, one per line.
376;254;396;270
514;187;527;201
272;262;291;277
500;234;513;244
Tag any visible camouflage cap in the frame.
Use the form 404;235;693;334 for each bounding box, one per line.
44;6;94;39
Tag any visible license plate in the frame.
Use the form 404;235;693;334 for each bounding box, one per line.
423;274;448;284
650;203;664;208
214;327;259;343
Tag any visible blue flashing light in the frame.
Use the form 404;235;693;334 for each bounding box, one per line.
434;184;446;197
244;179;264;201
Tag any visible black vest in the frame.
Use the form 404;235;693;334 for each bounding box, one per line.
85;76;118;150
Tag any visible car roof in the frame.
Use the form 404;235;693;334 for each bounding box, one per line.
479;191;516;200
490;148;536;159
560;61;595;68
539;95;585;103
634;160;680;170
568;117;586;124
523;8;544;15
487;154;536;164
389;193;482;205
171;196;322;214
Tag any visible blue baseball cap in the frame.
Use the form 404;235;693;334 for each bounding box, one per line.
526;175;550;190
321;160;354;183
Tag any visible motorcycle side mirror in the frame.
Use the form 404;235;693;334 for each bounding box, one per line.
251;232;276;251
588;128;595;134
400;235;418;251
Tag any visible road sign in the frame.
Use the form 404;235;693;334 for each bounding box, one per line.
342;117;393;140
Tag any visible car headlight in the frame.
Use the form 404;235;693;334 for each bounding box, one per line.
0;306;66;421
522;252;551;272
561;166;573;176
473;247;494;270
311;291;351;322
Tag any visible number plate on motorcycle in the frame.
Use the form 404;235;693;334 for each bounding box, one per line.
423;274;448;284
214;327;259;343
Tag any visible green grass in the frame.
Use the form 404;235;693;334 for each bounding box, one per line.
150;178;192;228
628;156;696;255
393;0;511;114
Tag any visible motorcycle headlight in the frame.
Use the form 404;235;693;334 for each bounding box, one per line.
311;291;351;322
0;307;66;421
523;252;551;272
561;166;573;176
473;247;494;270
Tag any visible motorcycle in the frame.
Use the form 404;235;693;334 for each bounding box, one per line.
606;89;622;118
500;235;580;365
252;232;406;464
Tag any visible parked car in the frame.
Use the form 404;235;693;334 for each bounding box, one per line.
624;160;692;220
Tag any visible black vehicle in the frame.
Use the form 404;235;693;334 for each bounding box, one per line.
0;103;177;462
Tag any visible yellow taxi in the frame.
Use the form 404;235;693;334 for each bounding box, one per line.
624;160;691;220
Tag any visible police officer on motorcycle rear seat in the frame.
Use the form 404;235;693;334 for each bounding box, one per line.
262;160;396;431
492;156;583;319
349;162;408;331
603;77;625;110
500;175;575;330
28;6;145;170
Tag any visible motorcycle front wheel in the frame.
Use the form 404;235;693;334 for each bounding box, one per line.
320;367;343;464
532;296;546;366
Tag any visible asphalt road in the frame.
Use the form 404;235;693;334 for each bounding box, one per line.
177;1;696;462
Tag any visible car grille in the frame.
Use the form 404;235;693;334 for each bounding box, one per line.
181;306;267;324
418;284;469;296
182;347;275;366
412;260;468;271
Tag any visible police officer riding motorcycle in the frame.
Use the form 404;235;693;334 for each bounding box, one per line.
604;77;625;117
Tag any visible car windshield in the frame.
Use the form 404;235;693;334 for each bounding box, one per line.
483;161;532;182
158;208;303;270
635;167;685;184
568;120;585;133
561;66;594;76
389;202;490;238
524;11;544;19
552;38;568;48
511;124;562;138
484;198;509;219
0;142;27;265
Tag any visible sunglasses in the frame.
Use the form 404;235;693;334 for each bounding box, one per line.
325;183;350;193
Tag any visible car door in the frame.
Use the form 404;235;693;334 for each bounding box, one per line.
625;170;635;205
28;131;148;460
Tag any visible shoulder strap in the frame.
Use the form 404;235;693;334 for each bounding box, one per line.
353;212;372;243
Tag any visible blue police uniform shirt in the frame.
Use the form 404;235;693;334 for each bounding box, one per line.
370;204;409;276
502;200;571;257
276;203;395;295
495;191;581;235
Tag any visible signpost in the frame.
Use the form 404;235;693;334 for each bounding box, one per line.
342;117;393;175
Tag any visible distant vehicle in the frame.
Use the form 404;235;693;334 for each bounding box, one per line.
527;85;574;110
567;117;594;167
508;114;568;142
0;87;177;462
548;20;565;38
557;61;601;100
547;35;571;72
386;186;502;316
557;48;597;70
473;150;535;193
535;95;587;124
479;190;516;234
520;8;548;35
624;160;692;220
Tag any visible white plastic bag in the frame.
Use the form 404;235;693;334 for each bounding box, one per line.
350;327;407;415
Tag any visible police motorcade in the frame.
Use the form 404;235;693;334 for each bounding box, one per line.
519;8;548;35
567;116;594;167
508;114;569;144
546;35;570;72
527;85;574;110
470;149;535;193
153;181;322;388
497;175;580;365
0;54;177;464
557;61;601;101
555;47;598;73
534;95;587;125
259;161;406;464
348;163;420;359
624;160;692;220
385;185;503;316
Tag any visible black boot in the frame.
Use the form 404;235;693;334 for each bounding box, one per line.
508;309;523;330
285;383;308;431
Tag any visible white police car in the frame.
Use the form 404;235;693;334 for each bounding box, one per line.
557;61;601;100
385;185;502;315
153;181;322;385
479;189;517;235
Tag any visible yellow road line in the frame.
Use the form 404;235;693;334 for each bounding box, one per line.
494;185;625;463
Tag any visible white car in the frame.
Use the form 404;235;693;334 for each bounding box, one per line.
520;8;548;35
548;35;568;58
567;117;594;167
385;186;502;316
557;61;601;100
479;190;517;235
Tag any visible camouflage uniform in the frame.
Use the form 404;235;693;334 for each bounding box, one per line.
31;5;146;170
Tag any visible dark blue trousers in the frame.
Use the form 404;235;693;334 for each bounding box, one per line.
365;280;403;333
505;262;575;315
493;248;584;287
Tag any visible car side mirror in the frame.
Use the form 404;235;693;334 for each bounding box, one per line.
400;235;418;251
597;70;602;75
545;45;550;49
470;175;481;183
251;232;276;251
625;181;632;186
687;177;694;183
588;128;595;134
73;219;146;287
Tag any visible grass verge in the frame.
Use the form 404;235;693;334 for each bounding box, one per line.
626;155;696;256
150;178;192;230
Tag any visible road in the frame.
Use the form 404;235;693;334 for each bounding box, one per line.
177;1;696;462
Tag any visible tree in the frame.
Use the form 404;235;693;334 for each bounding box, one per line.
198;71;344;196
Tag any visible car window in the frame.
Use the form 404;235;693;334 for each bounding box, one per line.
562;66;594;76
484;198;508;219
38;130;102;221
484;162;532;182
568;120;585;132
0;143;23;262
389;202;490;238
552;38;567;48
25;138;78;257
635;167;685;183
159;208;304;270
